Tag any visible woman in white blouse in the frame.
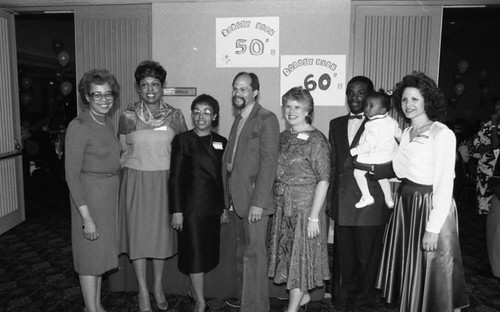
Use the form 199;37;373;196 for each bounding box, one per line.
375;72;469;312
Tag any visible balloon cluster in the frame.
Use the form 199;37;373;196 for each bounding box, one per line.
52;39;73;96
449;59;468;107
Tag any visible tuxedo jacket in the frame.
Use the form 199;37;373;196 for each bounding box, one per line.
169;130;227;217
222;103;279;218
327;115;390;226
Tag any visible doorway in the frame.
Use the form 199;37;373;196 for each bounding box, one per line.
15;12;76;218
439;7;500;131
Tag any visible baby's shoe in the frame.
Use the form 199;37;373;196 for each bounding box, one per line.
355;196;375;208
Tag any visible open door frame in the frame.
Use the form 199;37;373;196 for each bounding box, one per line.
0;9;25;235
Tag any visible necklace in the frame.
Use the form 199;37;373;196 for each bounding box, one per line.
89;110;106;126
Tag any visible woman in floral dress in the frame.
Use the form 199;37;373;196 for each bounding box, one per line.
472;98;500;214
268;86;330;312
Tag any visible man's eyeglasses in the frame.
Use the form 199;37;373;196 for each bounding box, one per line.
192;109;213;118
90;92;115;101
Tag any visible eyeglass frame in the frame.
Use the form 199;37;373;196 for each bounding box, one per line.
191;108;214;118
89;92;115;101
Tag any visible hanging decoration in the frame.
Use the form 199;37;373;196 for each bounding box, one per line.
57;51;70;67
60;81;73;96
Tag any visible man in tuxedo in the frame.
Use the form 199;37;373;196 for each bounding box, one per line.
328;76;390;312
222;72;279;312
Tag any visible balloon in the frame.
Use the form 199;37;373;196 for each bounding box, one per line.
457;60;468;74
60;81;73;96
52;39;65;54
20;77;32;90
57;51;70;67
21;93;31;105
454;83;465;96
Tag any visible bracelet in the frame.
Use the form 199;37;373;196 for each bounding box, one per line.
307;217;319;222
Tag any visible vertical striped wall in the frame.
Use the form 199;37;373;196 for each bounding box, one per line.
362;15;433;93
0;159;19;218
0;12;20;222
75;5;151;133
352;5;442;125
0;17;15;155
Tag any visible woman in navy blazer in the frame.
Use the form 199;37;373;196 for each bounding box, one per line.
169;94;228;312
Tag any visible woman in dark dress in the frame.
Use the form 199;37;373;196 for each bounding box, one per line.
169;94;229;312
375;72;468;312
65;69;121;312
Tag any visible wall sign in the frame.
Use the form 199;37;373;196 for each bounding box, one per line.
216;16;279;68
280;55;346;106
163;87;197;97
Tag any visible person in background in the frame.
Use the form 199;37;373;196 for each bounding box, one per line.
118;60;187;312
376;71;468;312
268;86;330;312
222;72;279;312
472;97;500;215
169;94;229;312
350;89;402;209
65;69;121;312
327;76;390;312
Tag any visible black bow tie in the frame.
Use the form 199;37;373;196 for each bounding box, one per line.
349;114;363;119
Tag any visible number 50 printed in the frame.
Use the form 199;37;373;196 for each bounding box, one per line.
216;17;279;68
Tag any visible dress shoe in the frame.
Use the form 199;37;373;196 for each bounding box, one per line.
355;196;375;208
155;300;168;311
135;294;152;312
224;297;241;308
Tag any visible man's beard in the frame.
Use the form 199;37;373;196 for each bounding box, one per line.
232;96;246;110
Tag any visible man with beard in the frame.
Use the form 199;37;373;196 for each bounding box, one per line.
222;72;279;312
328;76;391;312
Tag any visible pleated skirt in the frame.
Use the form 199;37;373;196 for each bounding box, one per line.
375;179;469;312
118;167;176;260
177;214;220;274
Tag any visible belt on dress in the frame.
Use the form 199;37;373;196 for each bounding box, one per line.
81;169;120;177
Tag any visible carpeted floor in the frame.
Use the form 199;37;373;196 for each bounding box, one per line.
1;174;499;312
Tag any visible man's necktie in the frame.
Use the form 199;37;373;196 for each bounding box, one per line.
349;114;363;119
227;114;242;166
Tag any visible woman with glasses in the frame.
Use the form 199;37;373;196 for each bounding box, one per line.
65;69;121;312
118;60;187;312
169;94;228;312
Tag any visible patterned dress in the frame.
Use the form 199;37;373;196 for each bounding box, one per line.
268;129;330;291
473;121;499;214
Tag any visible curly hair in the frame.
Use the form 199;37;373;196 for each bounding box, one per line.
190;94;220;128
392;71;446;121
78;69;120;106
134;60;167;86
282;86;314;124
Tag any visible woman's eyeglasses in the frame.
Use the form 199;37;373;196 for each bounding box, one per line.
192;109;213;118
90;92;115;101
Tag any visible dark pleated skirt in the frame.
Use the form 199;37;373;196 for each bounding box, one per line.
376;179;469;312
177;214;220;274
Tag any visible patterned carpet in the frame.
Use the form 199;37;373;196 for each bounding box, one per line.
1;176;499;312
